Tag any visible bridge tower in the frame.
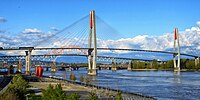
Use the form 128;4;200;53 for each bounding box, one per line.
195;57;200;68
88;10;97;75
173;28;181;71
25;49;32;74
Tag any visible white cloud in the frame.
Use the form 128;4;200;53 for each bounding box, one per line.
197;21;200;27
50;27;59;31
95;21;200;56
22;28;42;34
1;21;200;58
0;17;7;23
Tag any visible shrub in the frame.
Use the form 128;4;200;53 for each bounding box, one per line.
70;73;76;81
0;89;18;100
42;84;66;100
116;92;123;100
68;93;80;100
42;83;81;100
28;93;42;100
88;91;98;100
84;76;90;84
80;76;84;82
7;74;28;100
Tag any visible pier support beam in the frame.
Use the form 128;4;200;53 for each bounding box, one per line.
111;59;117;71
51;62;56;72
127;61;132;71
17;60;22;73
195;57;200;68
25;49;32;74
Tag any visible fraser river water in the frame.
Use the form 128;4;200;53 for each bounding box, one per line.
43;68;200;100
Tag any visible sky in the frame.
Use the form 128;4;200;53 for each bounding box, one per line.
1;0;200;37
0;0;200;59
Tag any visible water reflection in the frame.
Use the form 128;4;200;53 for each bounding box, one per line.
173;71;181;84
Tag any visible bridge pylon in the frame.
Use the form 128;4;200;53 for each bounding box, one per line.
173;28;181;71
88;10;97;75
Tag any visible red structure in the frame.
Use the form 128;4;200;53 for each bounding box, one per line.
35;66;43;77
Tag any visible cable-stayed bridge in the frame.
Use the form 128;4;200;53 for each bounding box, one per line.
0;10;199;75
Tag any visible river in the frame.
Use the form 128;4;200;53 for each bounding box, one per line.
42;68;200;100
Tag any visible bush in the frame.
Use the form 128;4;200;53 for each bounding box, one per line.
42;84;66;99
116;92;123;100
70;73;76;81
7;74;28;100
28;93;42;100
84;76;90;84
80;76;84;82
0;89;18;100
88;91;98;100
68;93;80;100
42;84;80;100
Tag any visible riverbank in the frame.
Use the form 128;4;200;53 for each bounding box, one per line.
28;76;155;100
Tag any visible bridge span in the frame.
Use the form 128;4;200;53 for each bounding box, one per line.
0;10;200;75
0;47;199;58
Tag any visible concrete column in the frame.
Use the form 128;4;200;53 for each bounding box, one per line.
17;60;22;72
112;59;117;71
199;57;200;68
92;10;97;75
127;61;132;71
88;24;92;70
173;54;177;68
25;50;32;74
195;57;199;67
51;62;56;72
177;29;181;70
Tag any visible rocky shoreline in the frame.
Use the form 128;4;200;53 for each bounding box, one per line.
28;75;156;100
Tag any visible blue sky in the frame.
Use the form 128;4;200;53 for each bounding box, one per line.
1;0;200;37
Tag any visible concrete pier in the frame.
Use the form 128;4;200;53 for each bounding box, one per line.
127;62;132;71
195;57;200;67
111;60;117;71
25;50;32;74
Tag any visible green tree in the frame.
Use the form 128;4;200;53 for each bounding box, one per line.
186;60;195;69
7;74;28;100
88;91;98;100
42;84;67;100
53;84;66;99
70;73;76;81
28;93;42;100
0;89;18;100
152;59;158;69
68;93;80;100
80;76;84;82
116;92;123;100
84;76;90;84
42;84;54;100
